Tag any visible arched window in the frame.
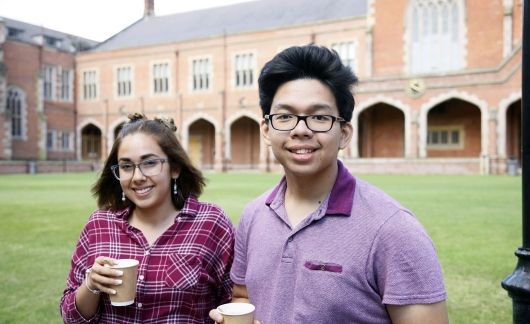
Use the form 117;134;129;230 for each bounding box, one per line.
6;88;26;138
409;0;464;74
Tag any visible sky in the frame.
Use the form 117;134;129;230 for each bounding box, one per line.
0;0;255;41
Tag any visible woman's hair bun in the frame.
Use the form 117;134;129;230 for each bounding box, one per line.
154;116;177;132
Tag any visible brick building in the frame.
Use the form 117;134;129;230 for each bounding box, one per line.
3;0;524;174
0;17;96;173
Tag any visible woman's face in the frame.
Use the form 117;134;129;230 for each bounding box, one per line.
116;132;179;212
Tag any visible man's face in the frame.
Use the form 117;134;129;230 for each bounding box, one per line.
261;78;352;178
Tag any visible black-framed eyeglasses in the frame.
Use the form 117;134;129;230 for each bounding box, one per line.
264;114;345;132
110;158;168;181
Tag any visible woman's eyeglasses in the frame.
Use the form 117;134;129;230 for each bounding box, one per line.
110;158;168;180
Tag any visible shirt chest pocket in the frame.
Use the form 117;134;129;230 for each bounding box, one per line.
300;260;347;297
164;253;202;290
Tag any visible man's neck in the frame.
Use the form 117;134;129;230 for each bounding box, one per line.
285;162;338;200
283;162;338;228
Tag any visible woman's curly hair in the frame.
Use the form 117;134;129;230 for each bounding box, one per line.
92;113;205;211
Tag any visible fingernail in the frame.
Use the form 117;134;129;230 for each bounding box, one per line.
115;279;122;285
116;270;123;276
111;290;117;295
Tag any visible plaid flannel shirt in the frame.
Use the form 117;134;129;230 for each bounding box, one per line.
60;196;234;323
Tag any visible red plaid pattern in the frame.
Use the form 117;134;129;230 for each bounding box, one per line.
60;196;234;323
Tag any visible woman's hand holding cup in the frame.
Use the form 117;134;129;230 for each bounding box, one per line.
85;257;123;295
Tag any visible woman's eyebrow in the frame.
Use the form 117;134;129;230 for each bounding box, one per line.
117;154;159;162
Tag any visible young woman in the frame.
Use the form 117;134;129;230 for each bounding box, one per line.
61;113;234;323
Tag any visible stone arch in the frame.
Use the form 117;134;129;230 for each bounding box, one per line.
225;111;262;161
419;90;488;157
353;95;412;158
497;91;522;159
76;118;104;160
182;113;220;152
79;122;103;160
226;112;261;169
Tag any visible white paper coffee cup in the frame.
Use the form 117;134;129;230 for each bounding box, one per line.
108;259;139;306
217;302;255;324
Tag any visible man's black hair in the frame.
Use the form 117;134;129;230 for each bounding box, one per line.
258;45;358;121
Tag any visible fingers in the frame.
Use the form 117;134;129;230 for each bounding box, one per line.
94;256;119;268
87;257;123;295
209;309;223;323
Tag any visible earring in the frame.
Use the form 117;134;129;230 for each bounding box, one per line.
173;178;178;196
122;192;126;202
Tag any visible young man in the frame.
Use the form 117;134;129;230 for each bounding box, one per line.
211;45;448;323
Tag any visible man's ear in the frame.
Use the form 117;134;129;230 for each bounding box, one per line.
260;119;272;146
339;122;353;150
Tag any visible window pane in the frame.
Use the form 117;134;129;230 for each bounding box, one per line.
451;130;459;143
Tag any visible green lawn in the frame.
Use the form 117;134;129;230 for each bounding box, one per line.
0;171;521;323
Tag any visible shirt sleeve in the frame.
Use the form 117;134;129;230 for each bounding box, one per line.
210;208;236;305
368;210;447;305
59;215;100;323
230;203;252;285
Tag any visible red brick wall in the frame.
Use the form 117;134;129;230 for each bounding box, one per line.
372;0;407;76
4;40;76;160
466;0;504;68
4;41;41;159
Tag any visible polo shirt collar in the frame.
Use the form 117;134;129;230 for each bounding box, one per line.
265;160;356;216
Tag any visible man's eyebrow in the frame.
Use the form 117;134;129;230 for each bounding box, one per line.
271;103;334;113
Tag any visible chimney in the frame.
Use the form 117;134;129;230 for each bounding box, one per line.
144;0;154;17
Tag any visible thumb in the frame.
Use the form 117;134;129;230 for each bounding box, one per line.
208;309;223;323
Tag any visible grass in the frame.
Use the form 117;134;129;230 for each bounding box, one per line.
0;171;521;323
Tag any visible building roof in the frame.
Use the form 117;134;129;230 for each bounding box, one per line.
94;0;367;52
0;16;98;52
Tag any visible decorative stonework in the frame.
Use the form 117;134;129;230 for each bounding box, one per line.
405;78;426;98
503;0;514;57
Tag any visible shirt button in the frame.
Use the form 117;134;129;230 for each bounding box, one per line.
177;216;182;221
144;250;150;256
139;275;144;281
138;303;143;308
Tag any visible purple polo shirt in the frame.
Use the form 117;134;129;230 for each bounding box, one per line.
231;161;446;323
